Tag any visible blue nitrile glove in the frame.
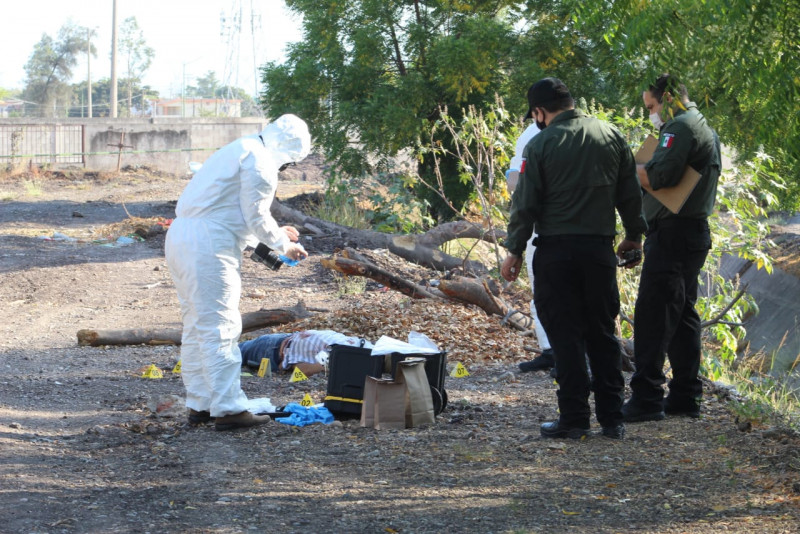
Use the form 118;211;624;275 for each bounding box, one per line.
276;403;335;426
278;254;301;267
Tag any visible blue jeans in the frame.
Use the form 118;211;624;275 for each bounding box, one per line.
239;334;291;370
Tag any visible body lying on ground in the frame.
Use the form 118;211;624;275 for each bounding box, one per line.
239;330;373;377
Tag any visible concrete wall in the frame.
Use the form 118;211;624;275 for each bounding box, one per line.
0;117;266;175
87;118;267;174
720;253;800;377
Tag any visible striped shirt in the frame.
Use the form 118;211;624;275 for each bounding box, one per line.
281;330;373;369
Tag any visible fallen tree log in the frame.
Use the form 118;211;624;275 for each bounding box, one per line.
320;255;442;300
321;251;533;331
438;276;532;331
76;301;312;347
272;200;500;275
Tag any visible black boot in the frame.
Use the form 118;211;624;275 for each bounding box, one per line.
540;419;589;439
519;348;555;373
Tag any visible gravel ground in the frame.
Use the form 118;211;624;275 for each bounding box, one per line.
0;167;798;534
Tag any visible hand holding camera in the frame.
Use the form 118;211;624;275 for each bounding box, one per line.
251;243;307;271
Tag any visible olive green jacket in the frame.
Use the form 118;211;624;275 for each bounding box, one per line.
643;103;721;224
505;109;646;256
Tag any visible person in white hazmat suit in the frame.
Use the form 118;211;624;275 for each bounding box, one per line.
165;114;311;431
505;122;557;373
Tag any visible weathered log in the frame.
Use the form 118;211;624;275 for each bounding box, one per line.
438;276;532;331
76;328;182;347
320;255;441;300
321;252;532;331
76;301;312;347
438;276;506;316
272;200;500;275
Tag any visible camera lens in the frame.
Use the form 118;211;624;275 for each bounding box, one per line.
251;243;283;271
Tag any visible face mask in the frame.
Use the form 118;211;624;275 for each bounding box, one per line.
649;111;665;129
535;110;547;131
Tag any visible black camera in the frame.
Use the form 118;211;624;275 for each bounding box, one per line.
618;249;642;267
251;243;284;271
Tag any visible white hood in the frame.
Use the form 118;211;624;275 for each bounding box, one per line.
260;114;311;166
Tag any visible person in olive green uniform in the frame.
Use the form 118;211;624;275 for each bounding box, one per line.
501;78;646;440
622;74;721;422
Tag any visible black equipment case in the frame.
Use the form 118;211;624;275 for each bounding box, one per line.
323;344;384;416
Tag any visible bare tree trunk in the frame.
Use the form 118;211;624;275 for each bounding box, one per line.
321;255;442;300
76;301;311;347
320;251;532;331
272;200;501;275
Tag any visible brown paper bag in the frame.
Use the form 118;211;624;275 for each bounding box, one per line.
635;135;702;214
360;376;406;430
397;358;435;427
360;376;378;428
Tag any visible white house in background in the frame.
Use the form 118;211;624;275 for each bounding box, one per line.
0;98;25;117
153;98;242;118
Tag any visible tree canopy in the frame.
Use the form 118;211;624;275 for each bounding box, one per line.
22;22;95;117
262;0;800;213
119;16;154;117
566;0;800;207
261;0;609;218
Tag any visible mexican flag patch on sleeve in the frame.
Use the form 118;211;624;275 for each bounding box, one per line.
659;133;675;148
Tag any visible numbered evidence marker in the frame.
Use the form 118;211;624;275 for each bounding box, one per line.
290;367;309;382
171;360;182;374
257;357;271;378
300;393;314;407
142;364;164;379
450;362;470;378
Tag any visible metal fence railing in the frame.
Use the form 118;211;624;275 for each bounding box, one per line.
0;124;84;165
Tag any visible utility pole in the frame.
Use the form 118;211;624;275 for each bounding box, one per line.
182;63;186;118
110;0;118;118
87;28;93;118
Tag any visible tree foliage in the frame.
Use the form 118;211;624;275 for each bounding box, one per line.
22;22;95;117
261;0;608;220
70;78;158;118
186;71;220;98
566;0;800;208
119;17;154;117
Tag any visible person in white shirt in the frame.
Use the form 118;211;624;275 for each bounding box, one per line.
506;122;556;373
239;330;372;377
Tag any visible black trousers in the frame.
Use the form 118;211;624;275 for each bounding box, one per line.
630;218;711;409
533;235;624;428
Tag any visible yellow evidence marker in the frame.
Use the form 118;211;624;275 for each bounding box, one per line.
171;360;182;374
300;393;314;407
450;362;470;378
257;358;271;378
142;364;163;379
290;367;309;382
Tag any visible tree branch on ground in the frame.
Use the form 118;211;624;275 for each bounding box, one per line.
272;200;502;275
76;301;311;346
320;250;533;331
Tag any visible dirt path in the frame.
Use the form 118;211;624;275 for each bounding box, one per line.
0;168;798;533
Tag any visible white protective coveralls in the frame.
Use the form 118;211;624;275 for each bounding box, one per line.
165;114;311;417
505;122;551;351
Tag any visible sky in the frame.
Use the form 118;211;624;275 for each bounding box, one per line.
0;0;303;98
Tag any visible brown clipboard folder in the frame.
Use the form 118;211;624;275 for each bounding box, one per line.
635;135;702;214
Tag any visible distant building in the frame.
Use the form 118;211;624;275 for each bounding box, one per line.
0;98;25;118
153;97;242;118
